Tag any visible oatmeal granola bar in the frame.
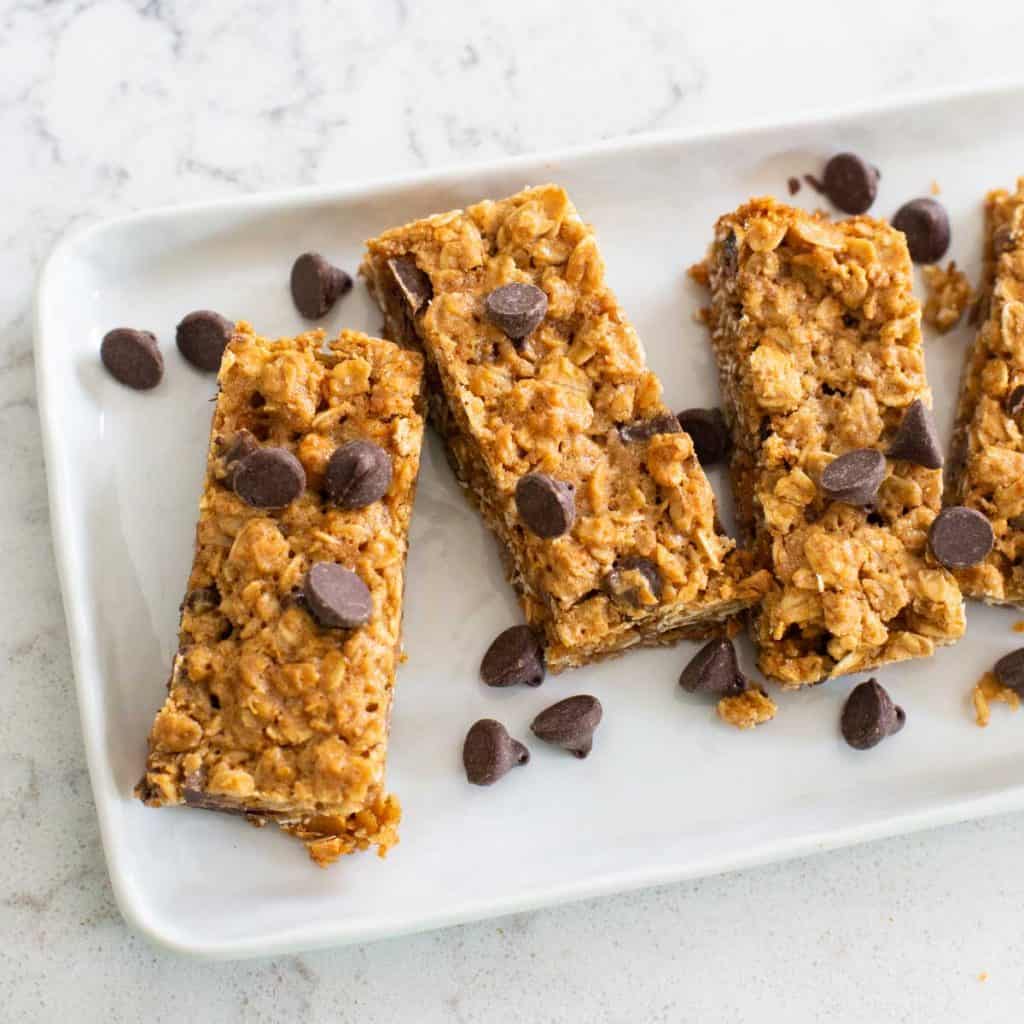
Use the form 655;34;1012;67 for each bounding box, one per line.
702;197;965;686
361;185;769;671
948;179;1024;605
136;323;424;867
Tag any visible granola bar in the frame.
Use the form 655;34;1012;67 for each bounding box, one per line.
702;198;964;686
136;323;424;867
947;179;1024;605
361;185;769;671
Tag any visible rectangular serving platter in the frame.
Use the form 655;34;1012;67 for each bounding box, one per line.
35;80;1024;958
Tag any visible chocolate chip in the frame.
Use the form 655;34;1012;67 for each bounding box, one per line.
463;719;529;785
184;585;220;614
484;283;548;340
994;649;1024;694
892;198;951;264
841;679;905;750
176;310;234;372
887;399;943;469
303;562;372;629
100;328;163;390
617;413;681;444
530;695;603;759
820;449;886;506
233;447;306;508
929;506;994;568
677;408;731;465
822;153;879;214
679;639;744;696
387;255;433;315
480;625;546;687
787;176;801;196
325;440;392;509
290;253;352;319
514;473;575;538
1006;385;1024;418
603;556;663;609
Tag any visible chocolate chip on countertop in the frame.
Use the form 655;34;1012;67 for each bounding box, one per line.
484;283;549;340
994;649;1024;694
679;639;745;696
617;413;681;444
290;252;353;319
531;695;603;759
822;153;879;214
787;176;801;196
677;408;731;465
514;473;575;539
820;449;886;506
1006;385;1024;418
887;399;944;469
303;562;372;629
892;198;951;264
387;255;433;315
929;506;994;569
325;440;392;509
463;719;530;785
841;679;905;750
233;447;306;508
480;625;546;688
100;328;164;390
603;556;663;609
176;310;235;371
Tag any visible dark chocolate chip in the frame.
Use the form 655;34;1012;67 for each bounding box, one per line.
804;173;825;194
787;176;801;196
514;473;575;539
530;695;603;759
100;328;163;390
887;399;943;469
994;648;1024;694
480;625;546;687
185;585;220;614
182;787;253;815
820;449;886;506
1006;385;1024;418
303;562;372;629
290;252;352;319
463;719;530;785
387;255;433;315
602;555;663;609
617;413;681;444
176;310;234;372
928;506;994;568
892;198;951;264
822;153;879;215
325;440;392;509
484;283;549;340
679;639;744;696
233;447;306;508
677;408;731;465
841;678;905;750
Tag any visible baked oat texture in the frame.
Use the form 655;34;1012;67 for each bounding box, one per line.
361;184;769;671
948;178;1024;605
922;261;972;334
702;197;965;686
136;323;424;867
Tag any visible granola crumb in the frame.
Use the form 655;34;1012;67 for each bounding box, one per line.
717;688;776;729
922;260;972;333
972;670;1020;727
1012;621;1024;633
978;972;989;983
688;260;710;288
930;180;942;196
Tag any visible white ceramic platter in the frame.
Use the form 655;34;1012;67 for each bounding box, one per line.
35;82;1024;959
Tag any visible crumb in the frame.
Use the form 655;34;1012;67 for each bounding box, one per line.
688;260;709;288
717;688;776;729
931;180;942;196
922;261;972;333
803;173;825;194
972;670;1020;727
1013;621;1024;633
787;176;801;196
693;307;710;325
978;972;989;983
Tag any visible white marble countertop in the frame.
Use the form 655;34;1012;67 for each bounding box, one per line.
4;0;1024;1019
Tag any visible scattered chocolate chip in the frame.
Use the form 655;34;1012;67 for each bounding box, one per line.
787;176;801;196
480;625;546;687
484;283;549;340
1006;385;1024;418
617;412;681;444
603;556;663;609
929;506;994;568
841;679;905;750
514;473;575;538
233;447;306;508
803;173;826;194
176;310;234;371
463;719;530;785
822;153;879;214
994;649;1024;694
387;255;433;315
888;399;943;469
303;562;372;629
679;639;744;696
531;695;603;759
677;408;731;465
325;440;392;509
184;585;220;614
290;252;352;319
820;449;886;506
892;198;951;264
100;328;163;390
